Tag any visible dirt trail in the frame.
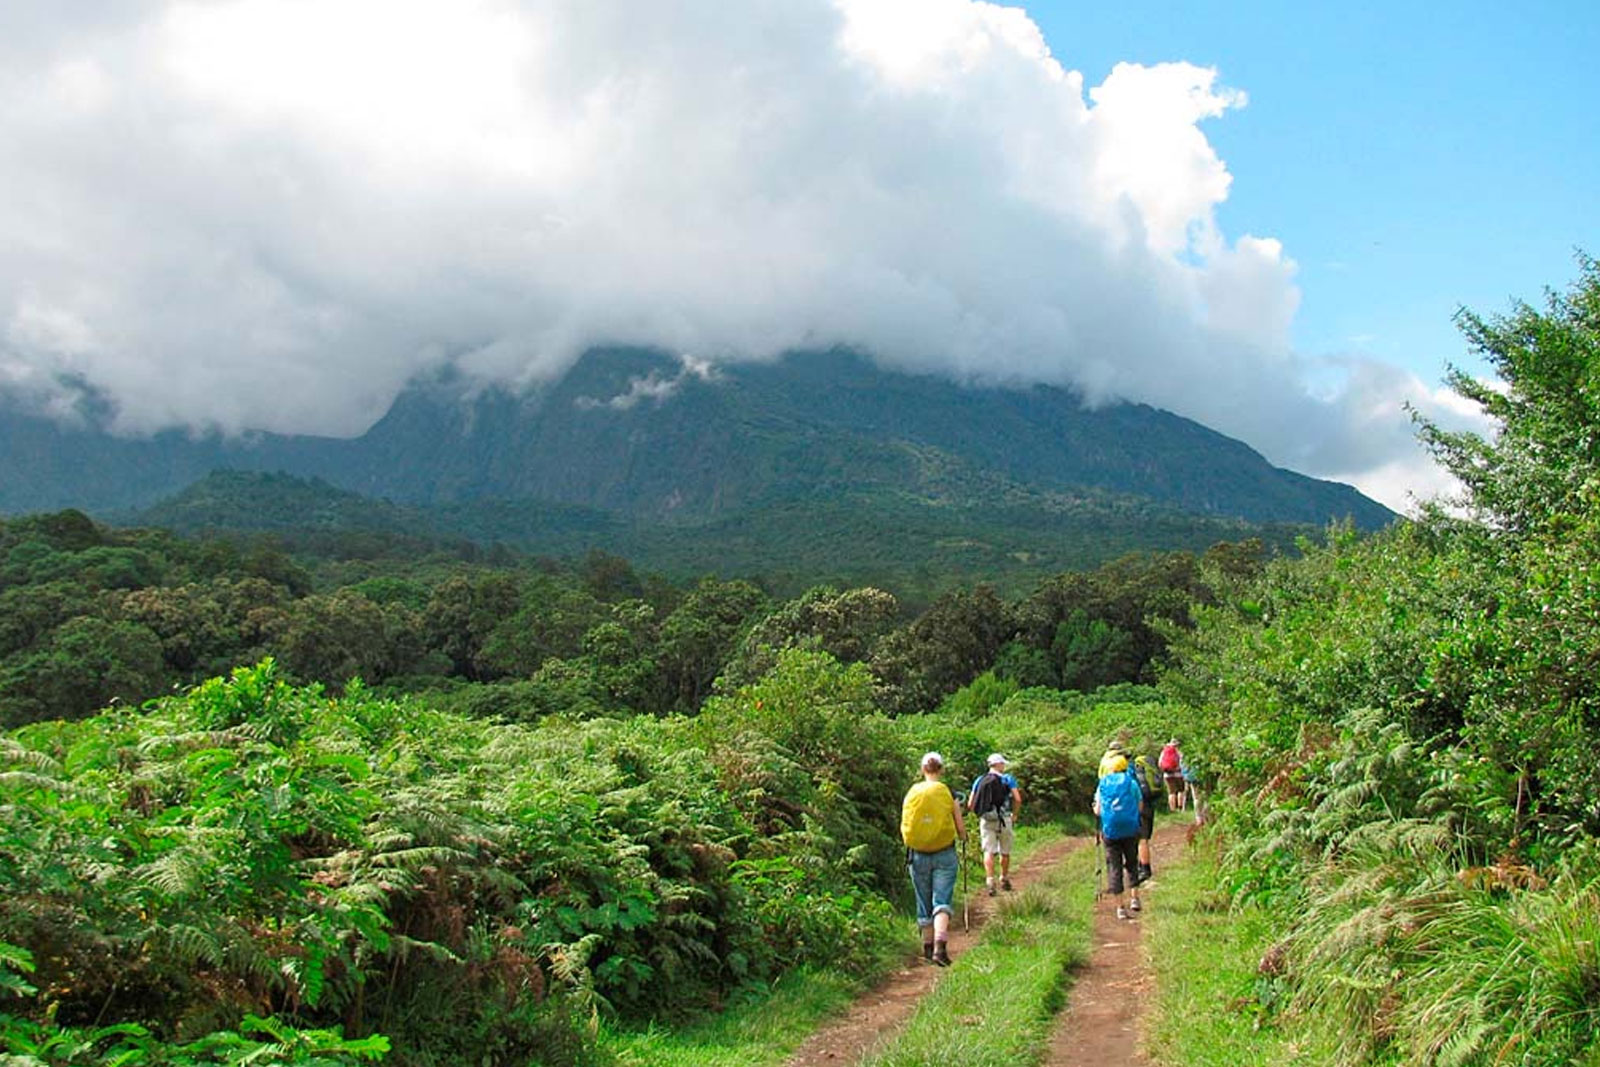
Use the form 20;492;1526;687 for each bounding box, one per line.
784;832;1088;1067
1040;821;1190;1066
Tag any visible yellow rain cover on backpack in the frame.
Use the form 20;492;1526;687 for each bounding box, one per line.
901;780;956;852
1098;751;1129;777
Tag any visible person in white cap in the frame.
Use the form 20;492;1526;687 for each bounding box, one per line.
967;753;1022;895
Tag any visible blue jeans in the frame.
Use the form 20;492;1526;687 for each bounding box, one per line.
907;846;959;927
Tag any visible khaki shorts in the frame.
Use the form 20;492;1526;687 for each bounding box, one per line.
979;813;1014;855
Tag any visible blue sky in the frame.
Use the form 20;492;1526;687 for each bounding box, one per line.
1025;0;1600;385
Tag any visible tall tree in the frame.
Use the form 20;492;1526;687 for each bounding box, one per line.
1416;252;1600;538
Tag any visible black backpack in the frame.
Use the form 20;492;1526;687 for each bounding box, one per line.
971;772;1011;825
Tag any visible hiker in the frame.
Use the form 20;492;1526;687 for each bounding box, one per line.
1098;737;1130;777
1094;741;1144;920
1182;754;1206;824
1159;738;1186;811
967;753;1022;896
1131;749;1157;882
901;751;968;966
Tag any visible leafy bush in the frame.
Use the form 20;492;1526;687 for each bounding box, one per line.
1280;817;1600;1066
1153;258;1600;1065
697;648;911;898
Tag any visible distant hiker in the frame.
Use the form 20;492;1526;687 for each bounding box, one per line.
1182;755;1206;824
1159;738;1186;811
1131;750;1157;882
967;753;1022;895
1094;741;1144;920
901;751;968;966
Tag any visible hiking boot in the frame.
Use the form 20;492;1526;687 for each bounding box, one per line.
1139;863;1153;881
1001;878;1013;892
1129;897;1142;913
922;941;934;962
933;943;951;967
1115;906;1130;921
987;882;996;897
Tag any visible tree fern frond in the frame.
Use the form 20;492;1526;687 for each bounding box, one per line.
384;935;462;965
332;872;414;905
0;740;62;775
0;771;77;796
368;845;470;871
135;845;216;896
155;922;225;967
134;726;256;757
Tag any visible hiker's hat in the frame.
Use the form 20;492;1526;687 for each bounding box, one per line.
987;753;1008;767
1107;740;1127;754
921;751;944;771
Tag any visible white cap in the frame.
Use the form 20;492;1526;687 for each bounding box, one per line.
921;751;944;771
987;753;1008;766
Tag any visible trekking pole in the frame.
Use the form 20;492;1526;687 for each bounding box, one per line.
1094;831;1104;901
961;834;970;931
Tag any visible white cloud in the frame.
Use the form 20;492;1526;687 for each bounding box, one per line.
573;355;717;411
0;0;1457;504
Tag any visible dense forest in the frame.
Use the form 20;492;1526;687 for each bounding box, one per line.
0;504;1236;731
3;259;1599;1065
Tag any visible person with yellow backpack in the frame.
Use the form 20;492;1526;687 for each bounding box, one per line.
901;751;969;966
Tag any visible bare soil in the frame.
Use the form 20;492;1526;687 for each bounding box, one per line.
1040;821;1189;1066
784;833;1088;1067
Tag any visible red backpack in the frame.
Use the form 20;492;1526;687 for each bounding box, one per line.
1158;743;1180;772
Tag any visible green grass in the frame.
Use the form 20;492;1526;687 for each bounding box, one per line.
599;968;865;1067
856;841;1098;1067
1141;833;1340;1066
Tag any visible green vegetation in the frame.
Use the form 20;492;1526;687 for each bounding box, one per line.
1152;257;1600;1065
0;502;1242;730
0;653;923;1065
127;468;1303;604
599;968;861;1067
1142;836;1340;1065
0;651;1150;1066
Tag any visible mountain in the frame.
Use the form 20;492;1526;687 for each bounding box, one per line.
1;347;1392;586
293;347;1391;527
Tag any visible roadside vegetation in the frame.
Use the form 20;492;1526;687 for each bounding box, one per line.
1155;256;1600;1065
1142;838;1342;1065
598;968;862;1067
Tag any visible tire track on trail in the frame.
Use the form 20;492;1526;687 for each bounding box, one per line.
785;832;1088;1067
1040;821;1190;1066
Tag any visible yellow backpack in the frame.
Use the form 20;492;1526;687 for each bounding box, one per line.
901;780;956;852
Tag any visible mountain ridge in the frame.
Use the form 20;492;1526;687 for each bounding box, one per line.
2;346;1392;530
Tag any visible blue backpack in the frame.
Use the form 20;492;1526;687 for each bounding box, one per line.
1098;769;1142;840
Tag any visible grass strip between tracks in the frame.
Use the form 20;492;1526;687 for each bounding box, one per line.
856;840;1097;1067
